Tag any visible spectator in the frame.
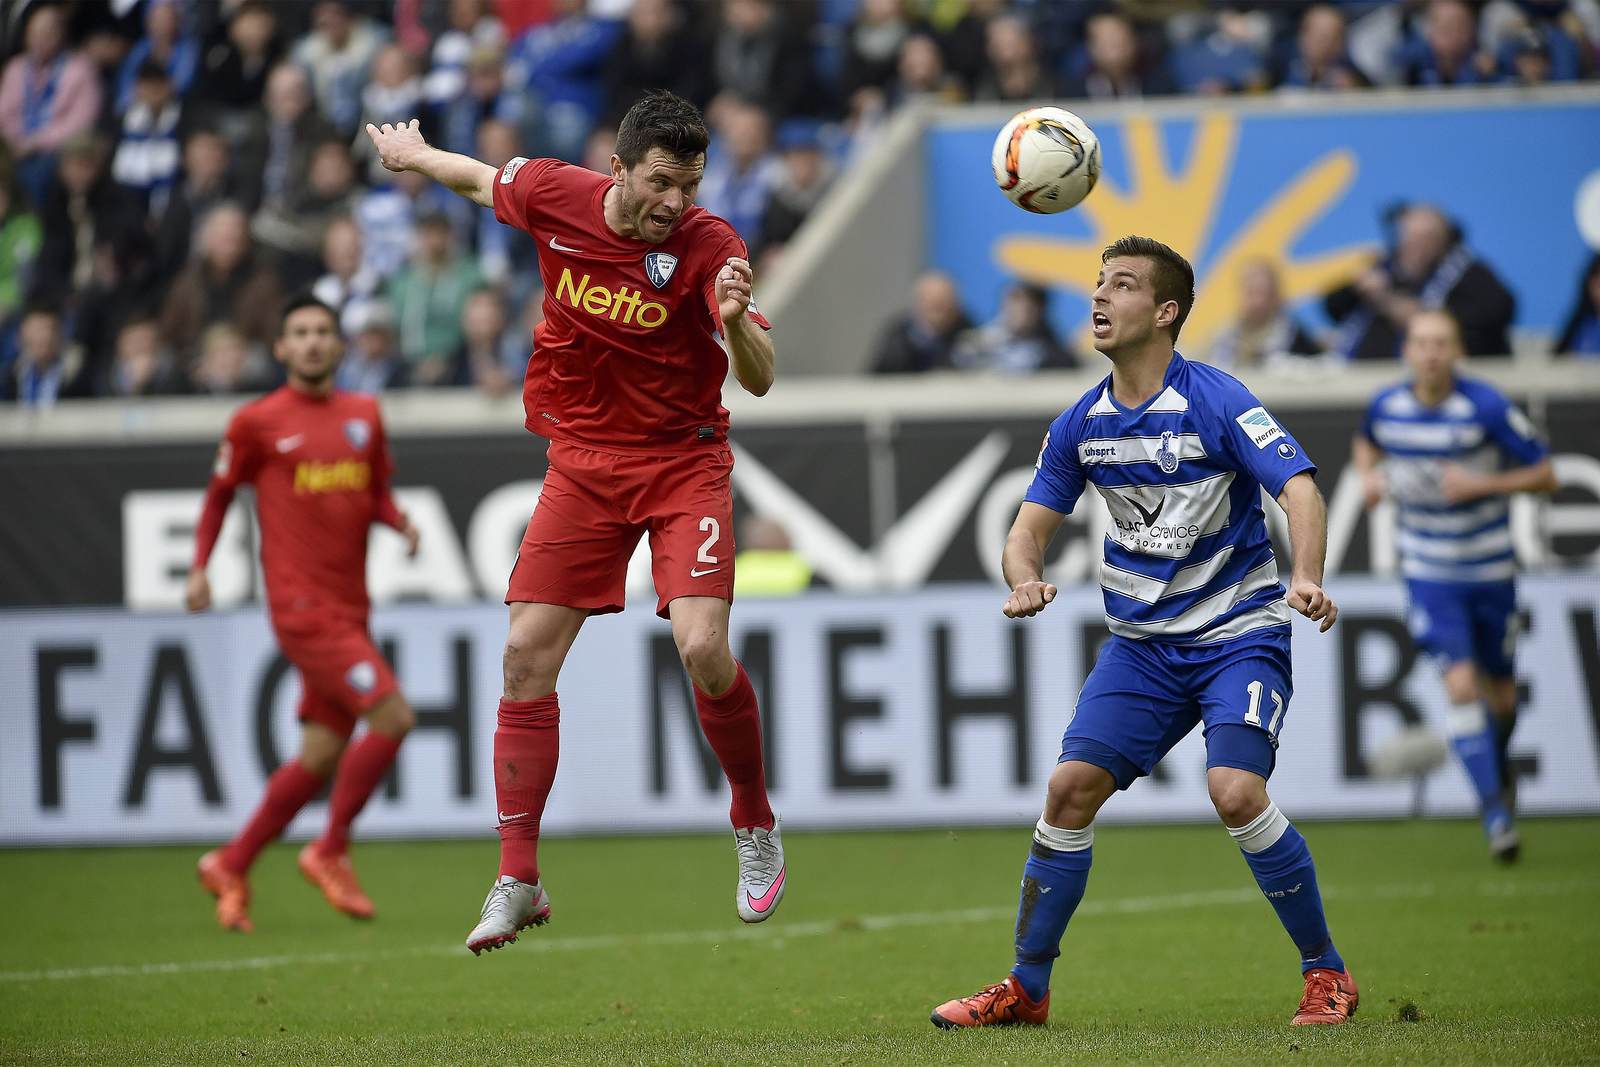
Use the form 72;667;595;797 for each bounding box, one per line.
31;133;139;304
353;45;424;184
583;124;619;174
892;32;964;106
1061;10;1175;100
1501;26;1558;84
153;127;235;278
237;63;339;216
936;0;1008;95
700;97;780;245
712;0;817;119
1324;202;1516;361
1169;7;1273;95
253;138;361;285
733;514;813;598
841;0;917;101
194;0;281;130
975;14;1056;102
109;60;186;216
870;270;972;374
0;162;43;325
1481;0;1585;81
1400;0;1498;86
458;287;524;396
336;299;409;393
423;0;505;109
311;215;381;336
953;282;1077;373
507;0;622;163
292;0;389;135
1279;4;1368;91
604;0;709;122
4;304;85;406
474;119;539;286
757;120;835;259
190;321;268;395
355;167;456;280
434;44;535;160
0;3;103;207
386;211;483;385
160;202;284;363
1207;259;1322;370
1555;254;1600;357
107;316;184;397
114;0;200;112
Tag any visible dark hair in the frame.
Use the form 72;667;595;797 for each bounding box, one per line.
615;90;709;168
1555;252;1600;353
279;292;340;335
1101;235;1196;341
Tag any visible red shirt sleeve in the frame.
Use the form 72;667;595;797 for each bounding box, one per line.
369;405;406;530
701;230;773;331
491;155;564;236
192;410;257;569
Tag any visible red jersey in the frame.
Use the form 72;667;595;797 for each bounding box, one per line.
192;386;405;619
492;156;772;454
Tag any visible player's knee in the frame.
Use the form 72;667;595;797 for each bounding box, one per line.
1044;764;1113;828
676;627;732;689
1442;664;1479;705
369;695;414;738
300;745;342;778
502;638;555;697
1208;772;1268;827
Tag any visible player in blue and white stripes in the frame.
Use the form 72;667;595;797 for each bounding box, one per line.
932;236;1355;1031
1352;309;1557;862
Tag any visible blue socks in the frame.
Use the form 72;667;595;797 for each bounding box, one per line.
1010;819;1093;1001
1229;805;1344;974
1450;703;1510;833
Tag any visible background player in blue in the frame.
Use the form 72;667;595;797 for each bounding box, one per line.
930;237;1354;1031
1352;310;1556;863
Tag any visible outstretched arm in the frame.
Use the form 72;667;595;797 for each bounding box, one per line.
366;119;497;208
1276;471;1337;633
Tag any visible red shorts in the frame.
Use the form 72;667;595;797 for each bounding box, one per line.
272;610;398;738
507;439;736;619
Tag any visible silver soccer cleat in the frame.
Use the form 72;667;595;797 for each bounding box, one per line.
466;874;551;955
734;816;786;924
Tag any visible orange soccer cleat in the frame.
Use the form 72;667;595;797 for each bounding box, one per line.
298;844;376;920
931;975;1050;1029
197;850;253;933
1292;967;1359;1025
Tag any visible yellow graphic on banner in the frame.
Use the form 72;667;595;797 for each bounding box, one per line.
995;115;1376;353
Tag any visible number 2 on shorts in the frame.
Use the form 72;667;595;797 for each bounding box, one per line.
1244;679;1285;736
697;516;720;565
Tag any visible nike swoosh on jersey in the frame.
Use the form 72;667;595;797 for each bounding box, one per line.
275;434;305;453
689;567;722;578
548;236;582;253
1130;495;1166;526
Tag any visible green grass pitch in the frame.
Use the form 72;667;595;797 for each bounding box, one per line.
2;818;1597;1065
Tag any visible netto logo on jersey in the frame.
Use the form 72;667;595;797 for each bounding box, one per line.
294;459;371;494
555;267;669;328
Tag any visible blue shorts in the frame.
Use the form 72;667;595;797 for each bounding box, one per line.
1061;629;1292;790
1405;578;1518;678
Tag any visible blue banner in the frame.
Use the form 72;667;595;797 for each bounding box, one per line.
927;97;1600;355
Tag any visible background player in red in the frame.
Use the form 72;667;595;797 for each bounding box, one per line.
188;294;421;933
365;90;783;954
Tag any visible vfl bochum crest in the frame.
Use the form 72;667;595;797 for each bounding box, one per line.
344;419;370;449
644;252;678;289
1156;430;1179;474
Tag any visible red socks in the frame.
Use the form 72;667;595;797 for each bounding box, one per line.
494;694;561;884
315;731;403;856
695;663;774;830
219;760;325;874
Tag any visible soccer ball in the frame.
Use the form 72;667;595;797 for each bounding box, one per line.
991;106;1101;214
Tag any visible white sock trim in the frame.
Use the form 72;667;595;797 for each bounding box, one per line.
1034;817;1093;852
1447;701;1488;737
1228;803;1290;854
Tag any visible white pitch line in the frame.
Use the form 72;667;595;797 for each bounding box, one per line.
0;876;1579;986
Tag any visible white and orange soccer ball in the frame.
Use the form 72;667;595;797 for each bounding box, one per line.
991;106;1101;214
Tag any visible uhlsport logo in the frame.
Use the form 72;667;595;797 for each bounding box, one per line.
644;252;678;289
555;267;669;328
1156;430;1179;473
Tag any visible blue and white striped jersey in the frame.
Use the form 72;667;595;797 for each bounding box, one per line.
1026;353;1315;643
1361;376;1547;584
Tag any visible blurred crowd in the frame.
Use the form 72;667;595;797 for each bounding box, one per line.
2;0;1598;406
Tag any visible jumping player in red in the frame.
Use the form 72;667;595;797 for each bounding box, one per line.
366;90;783;954
188;295;420;932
